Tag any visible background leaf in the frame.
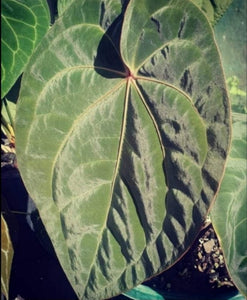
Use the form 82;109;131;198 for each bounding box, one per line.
211;113;247;296
211;112;247;296
1;0;50;98
211;0;247;296
2;98;16;125
1;214;14;300
15;0;231;299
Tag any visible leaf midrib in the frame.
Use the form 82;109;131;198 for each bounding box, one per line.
80;77;131;296
82;74;182;296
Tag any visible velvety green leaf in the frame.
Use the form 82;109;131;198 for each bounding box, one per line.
191;0;233;25
1;214;14;300
15;0;231;299
1;0;50;98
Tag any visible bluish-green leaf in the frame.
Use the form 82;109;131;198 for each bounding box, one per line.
211;1;247;295
15;0;231;299
211;113;247;296
1;0;50;98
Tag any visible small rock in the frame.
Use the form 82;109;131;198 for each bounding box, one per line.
198;265;203;272
203;239;215;253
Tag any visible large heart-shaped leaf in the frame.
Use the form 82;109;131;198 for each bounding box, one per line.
1;0;50;98
15;0;231;299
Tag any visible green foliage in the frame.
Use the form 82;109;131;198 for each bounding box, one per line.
1;0;50;98
211;112;247;296
210;1;247;295
2;98;15;127
15;0;231;299
2;0;246;299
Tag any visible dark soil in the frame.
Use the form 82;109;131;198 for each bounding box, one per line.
142;223;238;299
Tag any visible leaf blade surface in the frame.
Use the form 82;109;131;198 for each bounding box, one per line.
15;0;231;298
1;0;50;98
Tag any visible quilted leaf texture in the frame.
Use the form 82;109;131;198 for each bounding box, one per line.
15;1;231;298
